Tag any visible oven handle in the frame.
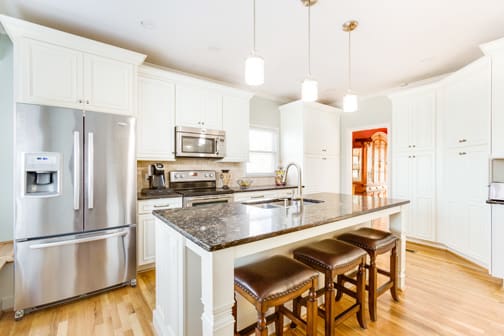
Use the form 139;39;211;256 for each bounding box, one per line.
187;195;233;201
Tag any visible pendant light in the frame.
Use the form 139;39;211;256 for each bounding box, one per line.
245;0;264;86
342;20;359;112
301;0;318;102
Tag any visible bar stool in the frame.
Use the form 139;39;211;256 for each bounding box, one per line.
233;255;318;336
292;239;367;336
336;227;399;322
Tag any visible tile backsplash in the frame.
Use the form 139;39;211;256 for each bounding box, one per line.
137;158;276;192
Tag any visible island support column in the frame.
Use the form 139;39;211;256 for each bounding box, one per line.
389;203;409;290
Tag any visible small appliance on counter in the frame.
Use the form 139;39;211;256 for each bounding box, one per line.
141;163;179;197
220;169;231;189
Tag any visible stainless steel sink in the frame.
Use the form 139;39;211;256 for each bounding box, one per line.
242;198;324;209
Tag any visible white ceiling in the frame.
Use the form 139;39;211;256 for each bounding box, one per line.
2;0;504;105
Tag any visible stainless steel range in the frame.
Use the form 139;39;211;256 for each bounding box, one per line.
169;170;234;207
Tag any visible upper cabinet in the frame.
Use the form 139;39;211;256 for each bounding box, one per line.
481;38;504;157
0;15;146;115
221;95;251;162
438;57;491;149
136;66;176;161
175;85;223;129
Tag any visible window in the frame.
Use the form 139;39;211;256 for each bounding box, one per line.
246;126;279;176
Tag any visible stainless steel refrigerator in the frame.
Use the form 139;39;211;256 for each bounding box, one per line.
14;103;137;319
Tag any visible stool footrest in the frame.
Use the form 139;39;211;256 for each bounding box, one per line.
317;304;360;325
279;306;305;329
377;281;394;297
238;313;278;336
335;284;358;299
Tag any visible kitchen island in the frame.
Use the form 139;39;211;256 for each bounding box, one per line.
153;193;410;336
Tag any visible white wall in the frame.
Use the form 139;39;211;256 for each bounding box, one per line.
249;96;280;128
340;96;393;194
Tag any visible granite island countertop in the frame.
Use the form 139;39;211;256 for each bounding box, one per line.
153;193;410;252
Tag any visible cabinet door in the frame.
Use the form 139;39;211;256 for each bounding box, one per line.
391;152;411;199
391;98;411;152
137;76;175;160
303;108;323;155
321;110;340;156
411;92;436;151
321;156;340;193
441;58;491;148
468;203;491;266
492;53;504;157
84;54;134;115
221;95;250;162
137;214;156;266
410;152;436;240
175;85;204;127
19;38;83;109
202;90;223;129
303;155;323;194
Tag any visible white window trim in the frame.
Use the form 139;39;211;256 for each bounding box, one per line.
246;124;280;177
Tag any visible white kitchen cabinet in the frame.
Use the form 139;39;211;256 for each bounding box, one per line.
390;88;437;241
220;95;251;162
137;67;176;160
280;101;341;194
490;53;504;157
233;188;297;202
19;38;83;109
83;54;134;115
16;37;142;115
175;84;222;129
491;205;504;278
137;197;183;269
438;57;491;149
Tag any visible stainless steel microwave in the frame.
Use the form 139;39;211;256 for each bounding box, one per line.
175;126;225;158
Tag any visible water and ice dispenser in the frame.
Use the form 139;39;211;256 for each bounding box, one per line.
23;153;61;197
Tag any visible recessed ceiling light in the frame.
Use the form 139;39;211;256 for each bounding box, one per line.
140;20;156;30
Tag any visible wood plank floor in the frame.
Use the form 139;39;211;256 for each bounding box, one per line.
1;243;503;335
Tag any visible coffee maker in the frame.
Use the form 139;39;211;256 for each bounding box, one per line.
148;163;166;189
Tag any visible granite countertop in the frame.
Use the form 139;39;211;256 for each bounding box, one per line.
231;184;298;193
153;193;410;252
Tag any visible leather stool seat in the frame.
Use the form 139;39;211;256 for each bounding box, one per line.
292;239;367;336
234;255;319;336
337;228;397;252
234;255;318;302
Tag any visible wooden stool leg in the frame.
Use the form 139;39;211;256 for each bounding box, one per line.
356;260;367;329
390;243;399;302
290;296;301;329
324;271;335;336
368;253;378;322
233;294;238;335
335;275;344;302
275;306;284;336
255;307;268;336
306;278;318;336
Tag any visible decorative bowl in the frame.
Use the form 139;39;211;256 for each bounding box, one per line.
237;179;253;189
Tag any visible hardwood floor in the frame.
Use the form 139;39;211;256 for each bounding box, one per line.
1;243;503;335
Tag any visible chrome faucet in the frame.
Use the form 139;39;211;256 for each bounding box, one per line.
282;162;303;200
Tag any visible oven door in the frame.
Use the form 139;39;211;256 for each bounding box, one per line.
184;195;234;207
176;131;224;158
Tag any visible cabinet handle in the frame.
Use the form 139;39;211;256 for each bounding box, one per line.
458;139;467;143
322;149;327;152
251;195;265;199
459;152;467;156
153;204;171;208
322;157;327;160
78;99;83;104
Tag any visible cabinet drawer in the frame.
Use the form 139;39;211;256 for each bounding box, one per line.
138;198;182;214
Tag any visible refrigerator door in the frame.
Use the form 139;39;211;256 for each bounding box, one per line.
14;226;136;310
84;112;136;231
15;103;84;240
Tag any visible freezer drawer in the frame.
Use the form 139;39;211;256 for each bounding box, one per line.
14;227;136;311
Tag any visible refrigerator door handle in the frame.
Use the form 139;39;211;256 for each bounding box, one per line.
29;230;128;249
73;131;80;210
88;132;94;209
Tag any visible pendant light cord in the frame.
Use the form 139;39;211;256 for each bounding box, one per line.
308;4;311;76
348;30;352;91
252;0;256;54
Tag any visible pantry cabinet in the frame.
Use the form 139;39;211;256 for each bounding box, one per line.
390;87;437;241
280;101;341;194
136;66;176;160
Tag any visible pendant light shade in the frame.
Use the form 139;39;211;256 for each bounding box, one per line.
245;55;264;86
302;78;318;102
301;0;318;101
342;20;359;112
245;0;264;86
343;92;358;113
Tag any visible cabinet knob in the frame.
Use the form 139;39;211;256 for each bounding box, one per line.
322;157;327;160
459;152;467;156
408;145;411;148
78;99;83;104
412;155;416;158
322;149;327;152
86;100;90;104
458;139;467;143
412;145;416;148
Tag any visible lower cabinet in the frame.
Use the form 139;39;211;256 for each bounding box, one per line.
137;197;183;269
